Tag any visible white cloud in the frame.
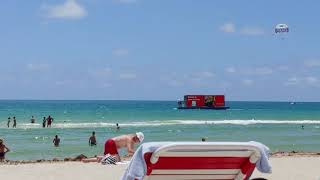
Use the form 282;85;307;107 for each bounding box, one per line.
284;76;319;87
305;76;318;85
219;23;264;36
27;63;50;71
225;67;236;73
45;0;87;20
102;83;112;88
242;79;253;86
115;0;138;4
240;27;265;35
219;23;235;33
221;81;232;87
190;71;215;79
112;48;129;57
304;60;320;68
89;67;112;78
55;81;67;86
160;74;185;87
183;71;215;87
199;71;215;78
284;77;299;86
277;66;289;71
167;79;184;87
119;73;137;79
255;67;273;75
246;67;273;75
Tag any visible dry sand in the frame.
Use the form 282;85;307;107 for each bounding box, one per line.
1;157;320;180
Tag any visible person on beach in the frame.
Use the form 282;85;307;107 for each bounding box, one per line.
0;139;10;161
82;132;144;163
13;117;16;128
53;135;60;147
89;131;97;146
42;117;46;128
116;123;120;130
105;132;144;158
47;115;53;127
30;116;36;123
7;117;11;128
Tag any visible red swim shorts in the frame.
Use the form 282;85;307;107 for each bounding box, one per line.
104;139;118;155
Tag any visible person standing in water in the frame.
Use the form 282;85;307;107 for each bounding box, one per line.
7;117;11;128
42;117;46;128
89;131;97;146
30;116;36;123
116;123;120;130
53;135;60;147
13;117;17;128
47;115;53;127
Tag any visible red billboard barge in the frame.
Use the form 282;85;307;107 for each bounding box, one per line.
177;95;229;110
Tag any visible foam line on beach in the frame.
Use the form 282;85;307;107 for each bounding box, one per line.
1;119;320;129
174;120;320;125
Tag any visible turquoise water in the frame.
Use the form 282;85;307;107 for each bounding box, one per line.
1;100;320;160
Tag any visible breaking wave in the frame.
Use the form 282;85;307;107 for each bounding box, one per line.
1;119;320;129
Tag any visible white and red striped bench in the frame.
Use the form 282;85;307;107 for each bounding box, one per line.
140;142;263;180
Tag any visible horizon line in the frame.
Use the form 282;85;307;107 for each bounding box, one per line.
0;99;319;103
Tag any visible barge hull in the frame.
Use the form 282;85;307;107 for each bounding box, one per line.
177;106;229;110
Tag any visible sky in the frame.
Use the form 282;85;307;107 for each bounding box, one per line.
0;0;320;101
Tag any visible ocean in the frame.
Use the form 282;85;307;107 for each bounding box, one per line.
1;100;320;160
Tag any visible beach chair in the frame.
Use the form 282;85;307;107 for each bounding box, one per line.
142;142;263;180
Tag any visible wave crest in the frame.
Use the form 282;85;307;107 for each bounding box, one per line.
1;119;320;129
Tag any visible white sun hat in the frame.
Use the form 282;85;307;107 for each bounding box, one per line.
136;132;144;142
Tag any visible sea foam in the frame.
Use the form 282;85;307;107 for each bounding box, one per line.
1;119;320;129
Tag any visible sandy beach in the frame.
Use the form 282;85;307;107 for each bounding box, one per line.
1;156;320;180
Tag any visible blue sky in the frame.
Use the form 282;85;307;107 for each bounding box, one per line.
0;0;320;101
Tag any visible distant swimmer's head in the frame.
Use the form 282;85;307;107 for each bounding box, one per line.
135;132;144;143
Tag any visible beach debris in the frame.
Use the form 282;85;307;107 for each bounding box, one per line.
64;157;72;161
52;158;60;162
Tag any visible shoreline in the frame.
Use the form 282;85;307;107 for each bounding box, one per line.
1;151;320;165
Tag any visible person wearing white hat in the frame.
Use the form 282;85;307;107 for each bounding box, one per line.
135;132;144;142
106;132;144;157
